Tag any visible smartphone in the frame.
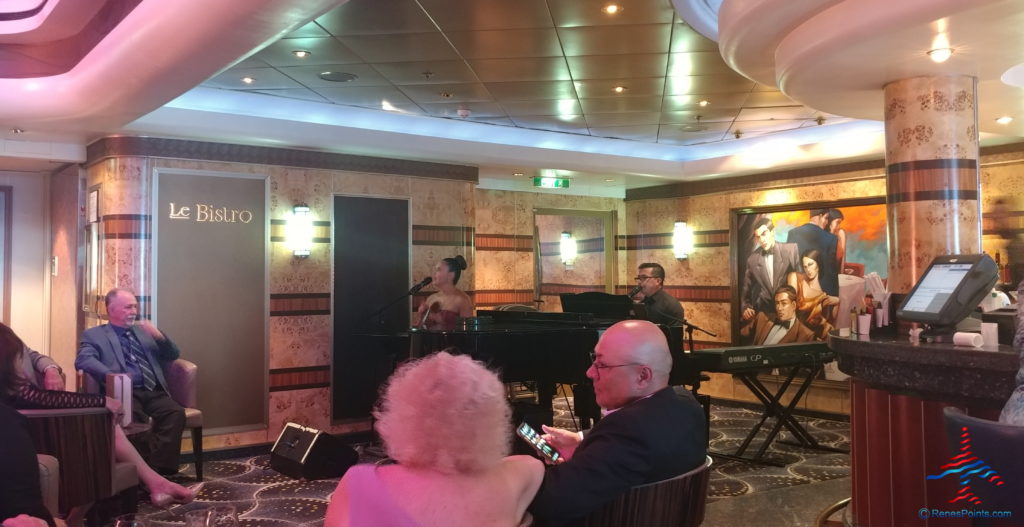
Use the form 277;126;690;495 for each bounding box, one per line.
516;422;562;463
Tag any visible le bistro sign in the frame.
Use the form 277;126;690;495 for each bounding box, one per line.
168;202;254;224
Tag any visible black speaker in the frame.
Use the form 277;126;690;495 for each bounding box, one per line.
270;422;359;480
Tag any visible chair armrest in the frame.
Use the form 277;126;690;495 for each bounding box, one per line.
166;358;198;408
37;454;60;515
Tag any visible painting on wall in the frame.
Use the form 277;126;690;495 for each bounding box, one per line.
731;197;889;347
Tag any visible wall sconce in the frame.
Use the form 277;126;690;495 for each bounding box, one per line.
285;204;314;257
672;221;695;260
559;231;577;267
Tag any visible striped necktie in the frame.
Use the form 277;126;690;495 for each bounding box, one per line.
123;329;158;391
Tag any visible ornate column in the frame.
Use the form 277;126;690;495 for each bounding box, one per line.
883;75;981;296
845;75;984;527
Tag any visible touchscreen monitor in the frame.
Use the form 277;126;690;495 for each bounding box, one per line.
896;254;997;334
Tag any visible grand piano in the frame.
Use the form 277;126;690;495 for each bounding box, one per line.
335;308;693;428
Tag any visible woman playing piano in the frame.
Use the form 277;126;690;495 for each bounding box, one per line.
416;255;474;331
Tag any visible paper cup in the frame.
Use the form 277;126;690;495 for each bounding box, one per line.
858;314;872;337
980;322;999;346
839;327;851;337
952;332;983;348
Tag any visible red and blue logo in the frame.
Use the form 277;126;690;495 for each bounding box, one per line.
927;426;1005;505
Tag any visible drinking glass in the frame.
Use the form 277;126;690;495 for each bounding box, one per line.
184;509;211;527
208;505;239;527
114;513;147;527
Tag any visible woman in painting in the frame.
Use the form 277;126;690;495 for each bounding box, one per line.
416;255;473;331
788;249;840;339
827;208;847;275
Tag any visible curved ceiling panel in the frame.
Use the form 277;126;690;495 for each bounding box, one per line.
0;0;347;136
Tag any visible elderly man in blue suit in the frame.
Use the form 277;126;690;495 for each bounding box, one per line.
76;288;185;475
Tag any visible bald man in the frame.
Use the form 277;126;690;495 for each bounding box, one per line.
528;320;706;525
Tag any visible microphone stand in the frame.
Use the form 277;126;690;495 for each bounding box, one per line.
366;284;427;331
682;319;717;353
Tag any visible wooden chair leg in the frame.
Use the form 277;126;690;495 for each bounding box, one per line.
191;426;203;481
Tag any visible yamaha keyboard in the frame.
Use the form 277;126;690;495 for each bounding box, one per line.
684;341;833;373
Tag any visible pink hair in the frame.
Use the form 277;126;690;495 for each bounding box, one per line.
375;351;511;474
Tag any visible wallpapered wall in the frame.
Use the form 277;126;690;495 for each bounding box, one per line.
79;146;1024;450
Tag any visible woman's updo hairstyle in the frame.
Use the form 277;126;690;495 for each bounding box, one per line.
442;254;468;285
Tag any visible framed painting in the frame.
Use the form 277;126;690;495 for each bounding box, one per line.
731;197;889;347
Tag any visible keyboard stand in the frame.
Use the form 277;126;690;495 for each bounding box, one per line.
711;364;848;466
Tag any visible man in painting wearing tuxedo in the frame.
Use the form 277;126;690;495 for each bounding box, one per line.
741;217;800;336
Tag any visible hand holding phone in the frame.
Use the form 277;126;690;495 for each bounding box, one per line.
516;422;562;464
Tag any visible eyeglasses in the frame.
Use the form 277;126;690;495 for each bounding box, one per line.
589;352;642;379
634;275;658;282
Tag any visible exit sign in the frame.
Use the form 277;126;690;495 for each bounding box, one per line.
533;177;570;189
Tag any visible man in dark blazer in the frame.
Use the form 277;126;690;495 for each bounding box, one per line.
741;285;815;345
786;208;839;296
741;216;800;327
529;320;707;525
75;288;185;475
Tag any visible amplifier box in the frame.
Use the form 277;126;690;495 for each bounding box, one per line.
270;422;359;480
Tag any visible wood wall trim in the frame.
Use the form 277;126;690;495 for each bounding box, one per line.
85;136;478;182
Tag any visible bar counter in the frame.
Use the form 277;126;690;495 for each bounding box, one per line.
832;334;1018;527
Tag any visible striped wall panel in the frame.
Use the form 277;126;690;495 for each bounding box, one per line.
615;285;731;303
269;293;330;316
102;214;151;239
539;237;604;256
617;229;729;250
540;283;607;296
269;219;331;243
475;233;533;252
412;225;474;247
269;365;330;392
474;289;536;307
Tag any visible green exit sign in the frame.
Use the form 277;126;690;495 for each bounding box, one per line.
533;176;570;189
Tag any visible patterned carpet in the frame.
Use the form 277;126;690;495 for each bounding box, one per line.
135;400;850;526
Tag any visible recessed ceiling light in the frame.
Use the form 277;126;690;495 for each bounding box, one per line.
927;47;954;63
241;76;255;84
439;91;453;98
292;50;311;58
513;172;525;177
698;99;709;107
10;128;25;134
318;71;358;82
996;116;1013;125
613;86;627;93
603;4;621;14
604;178;614;182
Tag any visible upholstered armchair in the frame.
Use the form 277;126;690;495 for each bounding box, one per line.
164;359;204;481
78;358;204;481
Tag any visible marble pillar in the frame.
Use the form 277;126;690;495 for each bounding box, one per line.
883;75;981;295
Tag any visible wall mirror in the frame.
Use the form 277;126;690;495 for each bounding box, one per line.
533;208;616;312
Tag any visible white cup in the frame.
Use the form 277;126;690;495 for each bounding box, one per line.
838;327;851;337
952;332;984;348
858;314;872;337
980;322;999;347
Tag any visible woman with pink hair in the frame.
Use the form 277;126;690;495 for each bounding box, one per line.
326;351;543;527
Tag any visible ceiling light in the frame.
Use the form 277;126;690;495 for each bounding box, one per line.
613;86;627;93
241;76;255;84
604;178;614;182
292;50;311;58
439;91;453;98
513;172;525;177
927;47;953;63
11;128;25;134
996;116;1013;125
603;4;621;14
698;99;709;107
319;71;358;82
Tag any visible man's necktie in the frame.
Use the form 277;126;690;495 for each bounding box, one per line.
124;330;157;391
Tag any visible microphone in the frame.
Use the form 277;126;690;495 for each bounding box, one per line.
408;276;433;295
627;284;643;299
